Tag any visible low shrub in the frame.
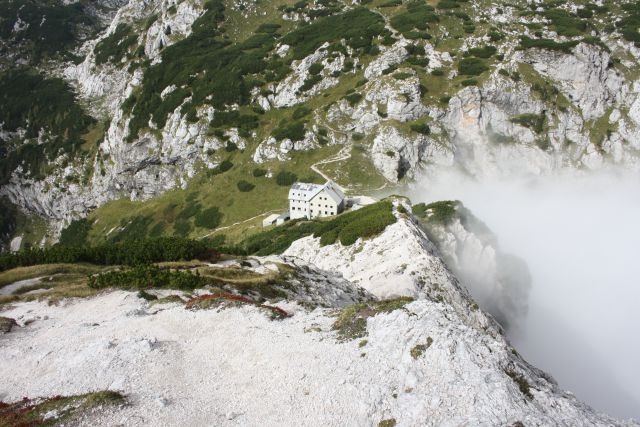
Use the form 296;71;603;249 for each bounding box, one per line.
518;36;577;53
465;45;496;58
275;171;298;186
272;121;306;141
410;123;431;135
59;218;92;247
344;93;363;106
308;63;324;75
88;265;208;291
458;57;488;76
510;113;545;134
194;207;223;229
237;180;255;192
412;200;458;225
0;237;212;272
209;159;233;175
252;168;267;177
235;201;397;256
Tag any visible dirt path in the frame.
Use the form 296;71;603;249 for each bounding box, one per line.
201;210;282;238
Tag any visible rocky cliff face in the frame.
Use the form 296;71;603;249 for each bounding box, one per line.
414;201;531;331
2;0;640;243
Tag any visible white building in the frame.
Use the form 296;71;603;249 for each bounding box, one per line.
288;180;345;220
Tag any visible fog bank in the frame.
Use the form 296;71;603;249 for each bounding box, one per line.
408;168;640;420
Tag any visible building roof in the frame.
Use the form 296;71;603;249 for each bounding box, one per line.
288;180;345;203
317;181;345;204
262;213;280;226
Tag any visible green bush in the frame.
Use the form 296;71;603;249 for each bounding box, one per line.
413;200;458;225
518;36;577;53
252;168;267;177
390;2;439;37
88;265;208;291
458;57;488;76
59;218;92;246
282;8;385;59
308;63;324;75
0;198;17;243
0;237;211;272
94;24;138;65
510;113;546;134
410;123;431;135
0;0;98;62
237;180;255;192
543;9;587;37
292;106;311;120
344;93;363;106
618;4;640;43
272;121;306;141
300;74;322;92
234;201;397;255
210;159;233;175
275;171;298;186
465;45;496;58
125;0;282;139
173;219;193;236
437;0;460;9
461;78;478;86
194;207;223;229
0;69;95;183
393;72;413;80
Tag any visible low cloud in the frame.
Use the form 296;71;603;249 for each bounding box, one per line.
407;167;640;420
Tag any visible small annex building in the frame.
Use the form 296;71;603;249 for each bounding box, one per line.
288;180;345;220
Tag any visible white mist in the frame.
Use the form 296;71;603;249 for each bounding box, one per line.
408;168;640;420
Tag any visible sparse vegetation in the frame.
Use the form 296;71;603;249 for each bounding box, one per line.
0;316;17;333
510;113;546;134
410;337;433;358
505;369;533;399
94;23;138;65
412;201;458;225
0;391;125;426
333;297;413;341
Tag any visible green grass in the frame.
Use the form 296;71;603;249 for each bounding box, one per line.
0;263;105;289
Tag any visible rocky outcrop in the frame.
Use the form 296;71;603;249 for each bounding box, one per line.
417;202;531;330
